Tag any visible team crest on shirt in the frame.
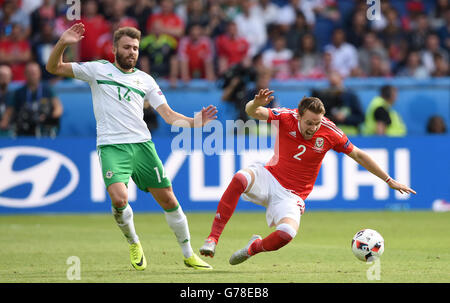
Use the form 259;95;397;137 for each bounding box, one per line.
105;170;114;179
313;137;325;152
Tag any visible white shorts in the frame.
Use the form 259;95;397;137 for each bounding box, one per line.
241;163;304;227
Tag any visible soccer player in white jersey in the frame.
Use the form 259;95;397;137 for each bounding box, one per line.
46;23;216;270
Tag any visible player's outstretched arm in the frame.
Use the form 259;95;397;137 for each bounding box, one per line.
156;103;218;127
245;88;274;121
46;23;85;78
347;146;417;195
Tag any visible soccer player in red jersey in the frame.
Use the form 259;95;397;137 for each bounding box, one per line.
200;89;416;265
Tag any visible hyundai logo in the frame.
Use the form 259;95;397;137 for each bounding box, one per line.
0;146;79;208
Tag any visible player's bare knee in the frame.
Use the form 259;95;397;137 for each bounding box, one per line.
108;190;128;208
110;195;128;209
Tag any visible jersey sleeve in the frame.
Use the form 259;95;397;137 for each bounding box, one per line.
332;133;354;154
144;77;168;110
71;62;97;83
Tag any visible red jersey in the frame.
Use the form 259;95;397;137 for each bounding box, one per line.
80;16;109;61
0;39;31;81
178;36;213;78
146;13;184;37
215;34;249;67
265;107;354;200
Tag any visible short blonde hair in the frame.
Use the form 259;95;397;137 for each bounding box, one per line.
113;27;141;47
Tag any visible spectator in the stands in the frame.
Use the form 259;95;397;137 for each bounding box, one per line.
262;35;293;79
379;7;407;53
177;0;209;30
110;0;138;29
421;33;449;75
312;50;335;79
274;54;305;80
98;0;116;21
1;61;63;137
407;13;433;51
139;21;179;86
0;23;32;81
358;31;390;76
203;2;227;39
222;0;241;21
298;33;322;78
0;0;31;39
363;85;407;136
431;53;449;77
311;70;365;135
126;0;154;34
346;8;370;48
0;64;13;136
29;0;56;41
234;0;267;58
397;50;430;78
220;55;261;121
367;53;392;77
31;19;59;81
285;10;310;54
79;0;109;61
276;0;306;31
96;18;121;63
146;0;184;39
426;115;447;134
436;8;450;51
250;0;280;27
178;23;215;82
216;21;249;76
428;0;448;30
324;28;358;77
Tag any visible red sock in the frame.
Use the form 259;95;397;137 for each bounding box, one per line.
248;230;293;256
208;173;248;242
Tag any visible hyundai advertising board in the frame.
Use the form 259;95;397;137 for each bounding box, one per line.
0;136;448;214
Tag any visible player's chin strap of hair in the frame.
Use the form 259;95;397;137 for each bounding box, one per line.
385;176;392;184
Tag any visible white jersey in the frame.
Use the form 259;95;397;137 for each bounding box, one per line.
71;60;167;146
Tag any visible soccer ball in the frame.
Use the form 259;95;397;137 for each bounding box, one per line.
351;229;384;262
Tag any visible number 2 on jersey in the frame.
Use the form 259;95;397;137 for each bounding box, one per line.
293;145;306;160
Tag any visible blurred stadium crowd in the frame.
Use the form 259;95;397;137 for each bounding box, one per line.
0;0;449;137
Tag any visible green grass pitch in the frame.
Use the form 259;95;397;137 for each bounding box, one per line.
0;211;449;283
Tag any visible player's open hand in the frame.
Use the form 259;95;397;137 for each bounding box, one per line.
60;23;85;45
388;179;417;195
254;88;275;107
194;105;218;127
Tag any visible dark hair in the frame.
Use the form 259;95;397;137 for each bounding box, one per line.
298;97;326;116
380;85;394;100
427;115;447;133
113;27;141;47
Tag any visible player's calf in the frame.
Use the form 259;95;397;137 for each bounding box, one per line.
249;223;297;256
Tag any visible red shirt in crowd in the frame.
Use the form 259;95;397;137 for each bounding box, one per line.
178;36;213;78
146;12;184;36
79;15;109;61
215;34;249;68
0;38;31;81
